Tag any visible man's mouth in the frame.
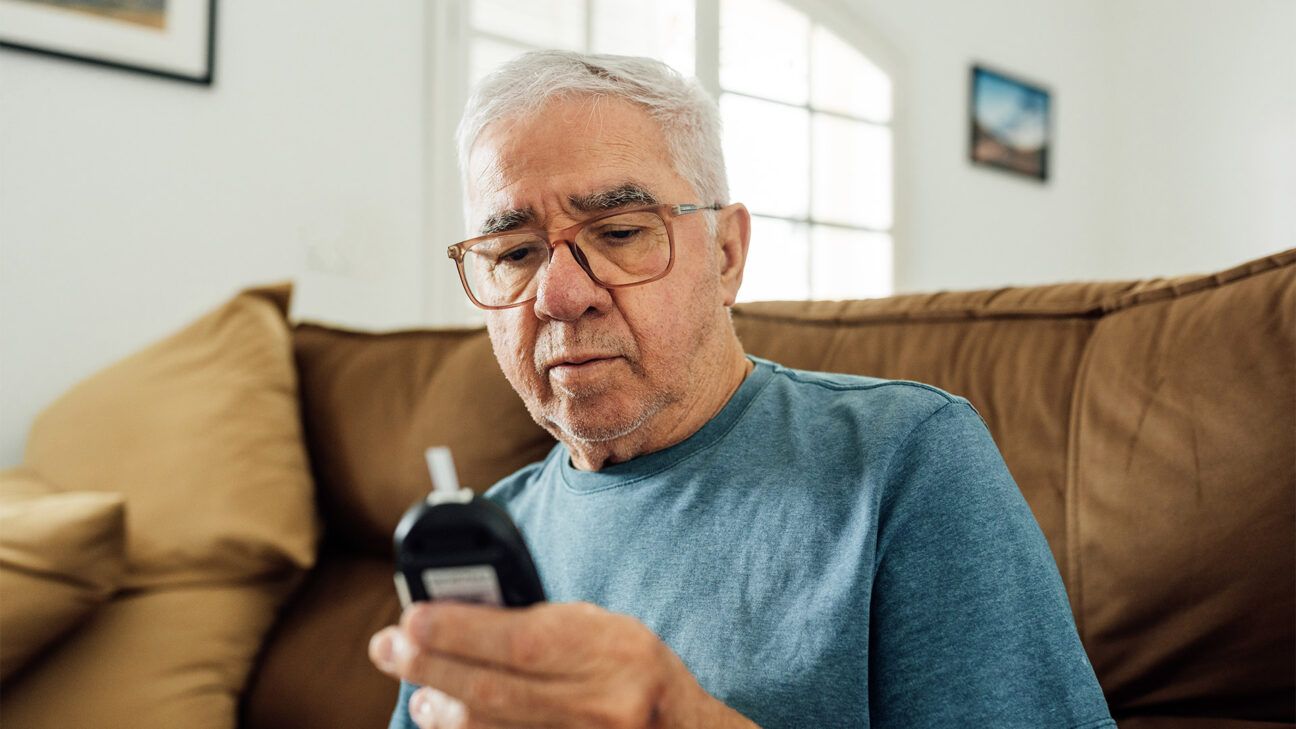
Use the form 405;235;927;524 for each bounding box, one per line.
546;354;619;371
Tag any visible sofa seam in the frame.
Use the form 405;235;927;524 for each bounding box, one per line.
1063;314;1103;641
732;249;1295;328
733;309;1109;327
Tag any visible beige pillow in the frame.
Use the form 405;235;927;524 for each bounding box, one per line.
0;469;126;681
7;289;319;727
0;581;292;729
22;291;319;588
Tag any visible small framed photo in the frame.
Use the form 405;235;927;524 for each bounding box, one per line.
969;64;1051;182
0;0;216;85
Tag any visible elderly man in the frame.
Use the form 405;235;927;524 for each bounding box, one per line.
369;51;1114;729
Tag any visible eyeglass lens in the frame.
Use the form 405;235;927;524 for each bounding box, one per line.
461;210;671;307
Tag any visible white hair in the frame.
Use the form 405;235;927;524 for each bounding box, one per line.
456;51;729;227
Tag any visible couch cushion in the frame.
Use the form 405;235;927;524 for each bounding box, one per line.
0;469;125;681
292;325;554;555
0;581;292;729
1071;253;1296;721
21;289;319;588
242;552;402;729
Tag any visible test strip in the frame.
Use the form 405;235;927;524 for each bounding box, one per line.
425;447;460;494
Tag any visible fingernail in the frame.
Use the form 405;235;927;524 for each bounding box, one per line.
369;628;411;671
391;631;412;662
413;689;467;729
369;630;396;670
412;689;436;719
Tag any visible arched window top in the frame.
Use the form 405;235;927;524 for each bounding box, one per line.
431;0;896;321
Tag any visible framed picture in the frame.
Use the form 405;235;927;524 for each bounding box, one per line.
0;0;216;85
969;64;1050;182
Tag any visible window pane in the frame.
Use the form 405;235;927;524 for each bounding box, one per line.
738;217;810;302
812;114;891;229
811;26;892;122
590;0;695;76
721;94;808;218
469;36;531;91
810;227;892;299
719;0;808;105
470;0;585;50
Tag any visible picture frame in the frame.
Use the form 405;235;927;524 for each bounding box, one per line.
969;64;1051;182
0;0;216;86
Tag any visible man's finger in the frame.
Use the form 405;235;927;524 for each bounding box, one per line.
408;687;542;729
401;601;571;674
389;629;571;725
408;687;467;729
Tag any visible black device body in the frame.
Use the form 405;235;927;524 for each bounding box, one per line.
393;492;546;608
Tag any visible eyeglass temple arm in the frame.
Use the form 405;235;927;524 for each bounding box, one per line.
671;203;725;215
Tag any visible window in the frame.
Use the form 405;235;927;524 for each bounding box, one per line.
427;0;894;322
467;0;695;85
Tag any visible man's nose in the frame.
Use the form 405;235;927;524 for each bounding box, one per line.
533;241;613;321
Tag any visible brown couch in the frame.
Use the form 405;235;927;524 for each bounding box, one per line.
3;250;1292;728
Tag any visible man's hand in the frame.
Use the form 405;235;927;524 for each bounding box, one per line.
369;601;758;729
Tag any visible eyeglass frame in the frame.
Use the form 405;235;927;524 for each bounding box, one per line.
446;202;724;310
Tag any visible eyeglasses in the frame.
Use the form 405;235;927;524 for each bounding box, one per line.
447;203;722;310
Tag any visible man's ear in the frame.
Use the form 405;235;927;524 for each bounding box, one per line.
715;203;751;307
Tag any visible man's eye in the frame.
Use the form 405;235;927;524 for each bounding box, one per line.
486;239;544;267
499;246;534;263
596;227;642;244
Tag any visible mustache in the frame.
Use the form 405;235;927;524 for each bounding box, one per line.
532;325;637;373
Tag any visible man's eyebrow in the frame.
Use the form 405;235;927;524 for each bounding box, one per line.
480;207;536;235
568;184;658;213
478;184;658;235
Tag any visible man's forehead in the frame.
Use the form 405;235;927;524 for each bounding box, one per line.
464;96;683;233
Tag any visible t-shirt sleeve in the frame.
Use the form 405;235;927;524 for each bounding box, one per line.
869;401;1114;728
387;680;418;729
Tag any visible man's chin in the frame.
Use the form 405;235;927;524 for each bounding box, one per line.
547;410;648;445
539;392;658;445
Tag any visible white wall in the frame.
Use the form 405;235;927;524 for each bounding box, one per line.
0;1;426;467
1100;0;1296;278
850;0;1115;293
847;0;1295;292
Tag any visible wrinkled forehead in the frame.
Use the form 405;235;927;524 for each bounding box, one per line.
463;96;681;229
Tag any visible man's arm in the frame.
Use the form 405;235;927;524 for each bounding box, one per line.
373;600;761;729
869;401;1114;728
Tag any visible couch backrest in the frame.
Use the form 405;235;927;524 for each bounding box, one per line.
243;250;1294;728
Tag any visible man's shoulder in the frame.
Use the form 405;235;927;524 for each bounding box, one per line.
756;357;971;426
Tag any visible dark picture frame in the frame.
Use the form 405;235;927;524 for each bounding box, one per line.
969;64;1050;182
0;0;217;86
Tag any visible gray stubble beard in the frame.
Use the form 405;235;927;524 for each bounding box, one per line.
540;353;679;445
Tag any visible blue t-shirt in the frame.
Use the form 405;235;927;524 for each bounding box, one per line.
390;357;1114;728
